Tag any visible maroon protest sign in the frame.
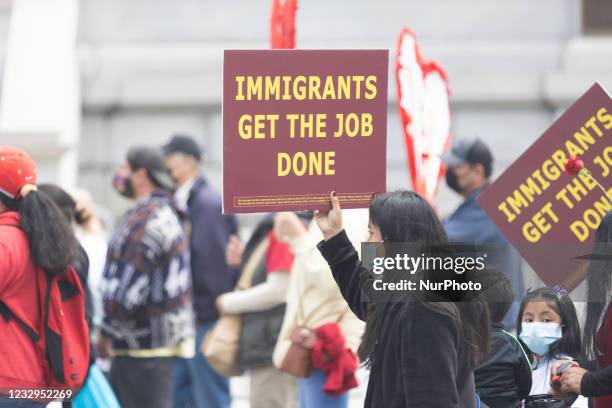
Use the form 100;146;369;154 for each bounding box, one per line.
477;83;612;293
223;50;388;214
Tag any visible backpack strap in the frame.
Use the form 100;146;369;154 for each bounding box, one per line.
42;272;66;384
0;301;40;342
0;224;41;343
58;279;80;301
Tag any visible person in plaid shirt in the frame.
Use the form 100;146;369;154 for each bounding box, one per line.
96;146;194;408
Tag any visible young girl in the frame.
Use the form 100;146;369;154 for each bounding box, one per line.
517;287;588;407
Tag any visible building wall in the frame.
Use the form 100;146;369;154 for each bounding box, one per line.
76;0;605;223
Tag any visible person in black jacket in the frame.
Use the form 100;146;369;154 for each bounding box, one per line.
314;190;490;408
474;268;532;407
163;135;238;408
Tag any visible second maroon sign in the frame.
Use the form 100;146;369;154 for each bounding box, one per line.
477;83;612;292
223;50;388;214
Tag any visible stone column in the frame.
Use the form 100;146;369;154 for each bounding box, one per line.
0;0;80;188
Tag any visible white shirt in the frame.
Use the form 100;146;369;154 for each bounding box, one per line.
530;356;588;408
173;177;196;212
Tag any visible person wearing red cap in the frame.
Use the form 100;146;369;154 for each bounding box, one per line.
0;146;80;407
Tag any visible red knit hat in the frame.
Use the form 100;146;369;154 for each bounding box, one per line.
0;145;38;200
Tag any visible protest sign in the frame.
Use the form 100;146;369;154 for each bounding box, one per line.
477;83;612;292
223;49;388;214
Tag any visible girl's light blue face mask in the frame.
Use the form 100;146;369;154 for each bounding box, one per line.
519;322;562;356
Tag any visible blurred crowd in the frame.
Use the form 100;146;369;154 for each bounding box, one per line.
0;135;611;408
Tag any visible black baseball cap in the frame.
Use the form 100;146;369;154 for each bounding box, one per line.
441;138;493;177
127;146;176;191
162;134;203;162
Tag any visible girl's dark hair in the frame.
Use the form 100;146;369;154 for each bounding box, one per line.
38;184;87;225
360;190;490;366
0;189;78;277
516;287;582;361
584;211;612;360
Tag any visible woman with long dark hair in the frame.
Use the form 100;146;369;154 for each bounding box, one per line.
37;184;93;336
0;146;79;407
38;183;90;276
557;211;612;406
314;190;490;407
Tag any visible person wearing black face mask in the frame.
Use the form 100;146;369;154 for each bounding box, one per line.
442;138;491;197
111;147;176;199
112;170;135;199
441;138;524;331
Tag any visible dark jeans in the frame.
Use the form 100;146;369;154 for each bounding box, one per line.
110;356;177;408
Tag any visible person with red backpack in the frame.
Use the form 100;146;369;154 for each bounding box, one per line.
0;146;90;407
